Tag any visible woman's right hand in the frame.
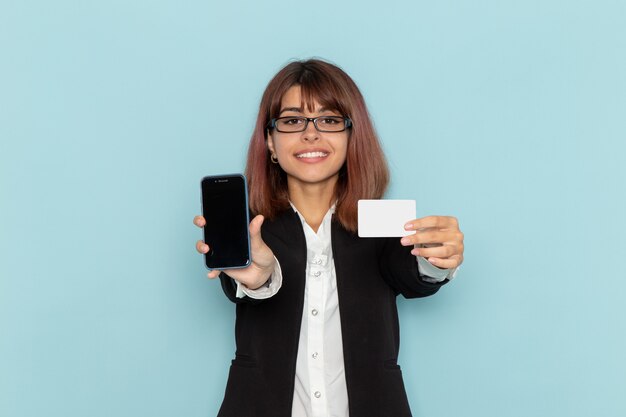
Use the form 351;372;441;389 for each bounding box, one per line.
193;214;276;290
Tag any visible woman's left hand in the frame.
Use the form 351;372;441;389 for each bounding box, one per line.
401;216;464;269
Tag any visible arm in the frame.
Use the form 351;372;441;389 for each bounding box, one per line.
233;256;283;299
378;237;448;298
379;215;464;297
217;258;282;304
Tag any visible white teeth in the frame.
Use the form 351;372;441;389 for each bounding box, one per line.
296;152;328;158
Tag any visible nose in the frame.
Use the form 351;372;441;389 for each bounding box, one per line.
302;119;319;142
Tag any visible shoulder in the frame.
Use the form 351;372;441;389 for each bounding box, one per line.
260;209;307;257
261;208;299;234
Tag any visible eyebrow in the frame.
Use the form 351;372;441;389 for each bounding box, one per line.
279;107;302;115
278;106;332;115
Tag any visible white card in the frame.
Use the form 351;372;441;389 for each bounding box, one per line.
358;199;416;237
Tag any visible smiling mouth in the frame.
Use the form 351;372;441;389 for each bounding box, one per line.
295;151;329;158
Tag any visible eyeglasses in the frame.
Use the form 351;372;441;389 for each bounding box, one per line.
267;116;352;133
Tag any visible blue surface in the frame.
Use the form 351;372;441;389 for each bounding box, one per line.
1;1;624;416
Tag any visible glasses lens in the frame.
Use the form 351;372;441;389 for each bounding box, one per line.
316;116;345;132
276;117;306;132
274;116;347;132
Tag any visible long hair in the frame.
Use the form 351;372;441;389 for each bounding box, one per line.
245;59;389;232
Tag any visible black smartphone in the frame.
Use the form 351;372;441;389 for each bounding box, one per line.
200;174;251;270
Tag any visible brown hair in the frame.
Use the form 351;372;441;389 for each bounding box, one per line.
245;59;389;232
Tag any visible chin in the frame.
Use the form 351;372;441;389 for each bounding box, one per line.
287;170;341;186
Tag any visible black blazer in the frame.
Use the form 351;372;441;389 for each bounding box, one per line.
217;208;447;417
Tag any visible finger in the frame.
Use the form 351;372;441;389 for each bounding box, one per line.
427;254;463;269
412;244;459;259
193;215;206;228
403;228;464;247
405;216;458;231
196;240;209;254
401;230;450;246
207;269;221;279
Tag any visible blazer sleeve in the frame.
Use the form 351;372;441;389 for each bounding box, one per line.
218;273;265;305
377;237;448;299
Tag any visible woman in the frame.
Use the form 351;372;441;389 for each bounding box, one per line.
194;59;464;417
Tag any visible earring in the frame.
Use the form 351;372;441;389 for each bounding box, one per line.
270;153;278;164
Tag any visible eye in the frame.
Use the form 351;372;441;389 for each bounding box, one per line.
318;117;341;125
282;117;304;125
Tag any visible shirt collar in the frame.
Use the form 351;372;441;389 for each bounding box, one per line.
289;201;337;216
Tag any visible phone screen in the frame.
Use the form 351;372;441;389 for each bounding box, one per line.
201;174;251;269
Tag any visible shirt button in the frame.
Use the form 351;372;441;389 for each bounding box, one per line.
315;259;322;265
314;391;321;398
311;309;318;316
312;352;318;359
313;271;321;277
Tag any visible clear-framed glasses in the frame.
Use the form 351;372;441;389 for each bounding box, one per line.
267;116;352;133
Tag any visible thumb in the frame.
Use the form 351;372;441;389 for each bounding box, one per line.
249;214;265;241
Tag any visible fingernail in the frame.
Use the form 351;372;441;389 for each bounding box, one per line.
404;223;414;230
401;237;410;245
411;248;420;256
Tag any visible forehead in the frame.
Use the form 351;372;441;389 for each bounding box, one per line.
281;85;313;108
280;85;334;112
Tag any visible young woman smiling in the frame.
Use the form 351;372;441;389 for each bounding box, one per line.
194;59;464;417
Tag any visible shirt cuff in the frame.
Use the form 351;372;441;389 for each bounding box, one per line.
416;254;459;283
235;256;283;299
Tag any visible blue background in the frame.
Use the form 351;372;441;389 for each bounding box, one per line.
1;0;625;416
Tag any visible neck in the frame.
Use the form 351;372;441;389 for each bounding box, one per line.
288;175;337;233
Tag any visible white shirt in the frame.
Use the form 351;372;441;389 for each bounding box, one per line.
236;205;457;416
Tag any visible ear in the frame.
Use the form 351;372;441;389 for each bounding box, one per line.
267;131;275;154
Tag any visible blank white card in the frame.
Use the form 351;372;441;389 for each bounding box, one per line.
357;199;416;237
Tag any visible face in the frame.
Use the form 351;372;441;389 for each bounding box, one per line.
267;85;349;189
